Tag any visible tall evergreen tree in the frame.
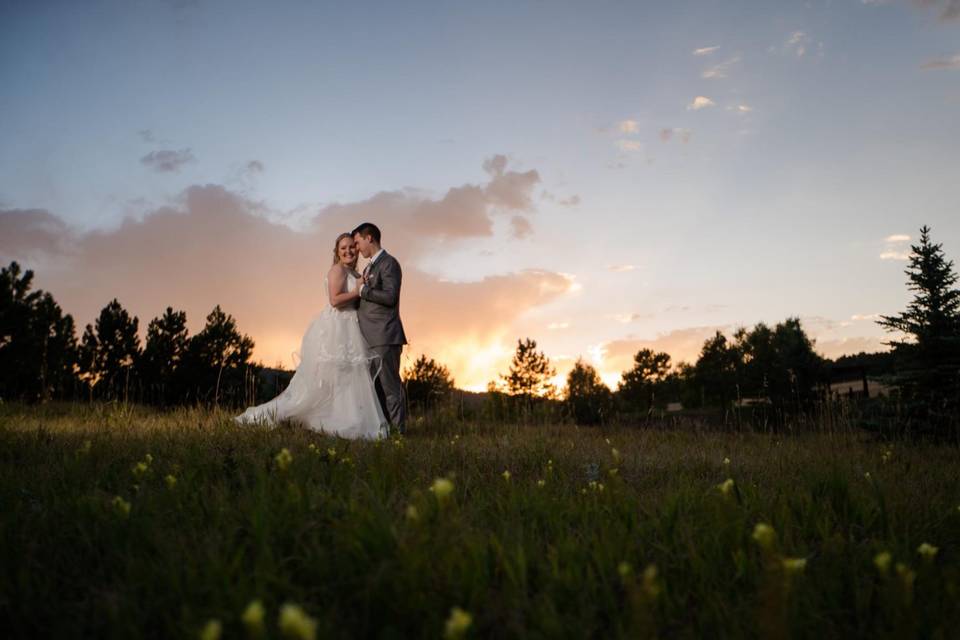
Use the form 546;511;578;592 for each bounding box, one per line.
139;307;189;405
80;299;141;401
182;305;256;406
877;225;960;433
0;262;79;401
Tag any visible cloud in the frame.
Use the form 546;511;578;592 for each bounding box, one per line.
0;209;73;258
659;128;693;143
246;160;265;174
541;192;581;207
140;148;196;173
607;264;636;272
547;322;570;330
850;313;882;321
608;312;656;324
815;337;890;359
618;119;640;134
1;156;567;390
692;45;720;56
880;234;911;260
920;53;960;69
702;54;742;79
616;139;644;152
863;0;960;20
510;215;533;239
687;96;716;110
726;104;753;113
138;129;155;143
775;31;825;59
913;0;960;21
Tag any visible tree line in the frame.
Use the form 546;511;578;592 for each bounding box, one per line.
0;262;259;406
404;226;960;438
3;225;957;437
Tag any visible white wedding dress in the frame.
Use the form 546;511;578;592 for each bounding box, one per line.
234;272;389;439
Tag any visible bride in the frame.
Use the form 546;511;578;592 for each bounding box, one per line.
234;233;389;439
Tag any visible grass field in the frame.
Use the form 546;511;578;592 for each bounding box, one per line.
2;403;959;639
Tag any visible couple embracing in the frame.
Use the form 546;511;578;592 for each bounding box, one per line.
235;223;406;439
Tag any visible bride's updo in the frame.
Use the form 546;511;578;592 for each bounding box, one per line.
333;232;355;266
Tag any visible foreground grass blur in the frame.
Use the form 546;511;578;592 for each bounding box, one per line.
2;403;958;638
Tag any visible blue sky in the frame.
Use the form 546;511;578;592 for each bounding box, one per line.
2;0;959;388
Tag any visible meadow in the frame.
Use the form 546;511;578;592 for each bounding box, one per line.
2;403;959;639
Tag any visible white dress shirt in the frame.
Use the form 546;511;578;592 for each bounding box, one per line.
359;248;384;296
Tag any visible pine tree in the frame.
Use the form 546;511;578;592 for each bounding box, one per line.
501;338;556;400
140;307;189;405
878;226;960;351
0;262;79;401
182;305;256;405
81;299;141;401
877;225;960;434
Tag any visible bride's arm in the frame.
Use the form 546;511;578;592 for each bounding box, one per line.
328;265;361;309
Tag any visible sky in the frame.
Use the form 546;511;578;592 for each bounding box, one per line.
2;0;959;391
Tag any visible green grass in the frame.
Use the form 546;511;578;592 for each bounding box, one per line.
2;403;958;639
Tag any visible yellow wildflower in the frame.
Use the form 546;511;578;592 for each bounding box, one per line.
327;447;337;458
864;472;871;480
274;448;293;471
617;561;632;578
611;448;621;464
723;457;731;466
278;603;317;640
782;557;807;574
241;599;265;636
405;505;419;521
874;551;892;575
502;470;511;482
199;619;222;640
112;496;131;517
164;474;177;489
718;478;735;496
917;542;939;561
443;607;472;640
896;562;916;596
131;461;149;479
642;563;661;598
430;477;454;500
537;479;546;488
752;523;776;550
145;453;153;464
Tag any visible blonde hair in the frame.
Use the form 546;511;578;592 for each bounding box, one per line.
332;232;355;266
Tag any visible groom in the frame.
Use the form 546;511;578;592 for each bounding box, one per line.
352;222;408;434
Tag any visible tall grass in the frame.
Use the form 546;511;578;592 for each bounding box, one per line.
1;403;958;638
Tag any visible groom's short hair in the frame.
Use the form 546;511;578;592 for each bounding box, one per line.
352;222;381;244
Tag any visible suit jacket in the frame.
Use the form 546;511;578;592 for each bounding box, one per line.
358;250;407;347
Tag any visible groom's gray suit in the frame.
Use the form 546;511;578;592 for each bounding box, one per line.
357;249;407;433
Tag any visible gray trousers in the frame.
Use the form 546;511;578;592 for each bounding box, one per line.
370;344;406;433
